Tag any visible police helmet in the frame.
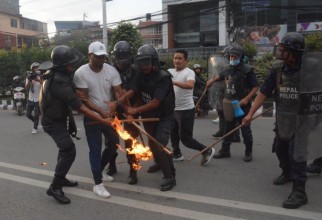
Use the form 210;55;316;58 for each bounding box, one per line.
228;44;244;59
112;41;133;66
193;64;201;69
13;76;20;81
30;62;40;71
135;45;159;69
273;32;305;61
51;45;81;67
279;32;305;51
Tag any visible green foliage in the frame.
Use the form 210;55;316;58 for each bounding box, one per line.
241;41;257;60
0;47;51;95
251;52;274;85
305;32;322;52
109;22;144;55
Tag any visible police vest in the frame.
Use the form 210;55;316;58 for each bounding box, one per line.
274;62;300;140
140;69;175;117
41;70;73;124
224;64;253;100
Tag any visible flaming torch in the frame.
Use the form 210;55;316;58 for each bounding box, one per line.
112;117;153;171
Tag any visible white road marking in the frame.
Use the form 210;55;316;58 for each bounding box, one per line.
0;171;243;220
1;161;322;220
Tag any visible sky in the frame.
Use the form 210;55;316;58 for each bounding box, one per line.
19;0;163;36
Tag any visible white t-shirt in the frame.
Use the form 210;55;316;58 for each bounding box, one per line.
73;63;122;111
27;76;41;102
168;67;195;111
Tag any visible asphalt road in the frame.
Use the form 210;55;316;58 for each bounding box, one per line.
0;110;321;220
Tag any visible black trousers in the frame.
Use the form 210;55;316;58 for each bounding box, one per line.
43;122;76;179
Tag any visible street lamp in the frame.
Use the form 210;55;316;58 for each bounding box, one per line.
102;0;112;52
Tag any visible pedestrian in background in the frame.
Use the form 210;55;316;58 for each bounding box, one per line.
25;62;42;134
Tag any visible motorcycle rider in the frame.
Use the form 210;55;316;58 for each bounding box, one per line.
11;75;26;111
242;32;308;209
40;45;113;204
106;40;140;185
25;62;42;134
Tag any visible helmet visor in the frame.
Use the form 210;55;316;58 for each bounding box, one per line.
135;55;152;69
273;45;290;61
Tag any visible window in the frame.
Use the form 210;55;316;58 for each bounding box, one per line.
11;19;17;28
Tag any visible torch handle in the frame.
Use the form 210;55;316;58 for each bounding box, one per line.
187;106;273;162
131;122;173;156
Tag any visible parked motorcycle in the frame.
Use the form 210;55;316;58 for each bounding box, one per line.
12;86;25;116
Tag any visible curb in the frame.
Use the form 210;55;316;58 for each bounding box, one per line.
0;99;14;110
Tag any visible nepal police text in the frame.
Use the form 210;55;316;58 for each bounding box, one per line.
309;94;322;112
279;87;299;100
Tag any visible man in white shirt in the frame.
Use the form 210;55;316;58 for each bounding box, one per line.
73;41;123;198
168;49;215;166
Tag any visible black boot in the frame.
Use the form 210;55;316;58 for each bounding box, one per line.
128;170;138;185
273;173;292;185
213;147;231;159
47;178;71;204
282;181;308;209
61;178;78;187
107;152;118;176
213;116;224;138
147;161;161;173
160;177;176;191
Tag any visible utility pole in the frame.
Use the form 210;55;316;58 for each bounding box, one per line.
102;0;112;52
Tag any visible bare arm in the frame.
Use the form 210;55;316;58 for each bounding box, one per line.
78;104;112;126
75;88;109;118
172;79;194;89
206;76;221;88
126;98;161;115
242;92;267;125
240;86;259;106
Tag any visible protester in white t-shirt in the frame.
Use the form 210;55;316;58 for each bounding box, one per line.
168;49;215;166
73;41;123;198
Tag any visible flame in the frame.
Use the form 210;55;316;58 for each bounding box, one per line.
112;116;153;170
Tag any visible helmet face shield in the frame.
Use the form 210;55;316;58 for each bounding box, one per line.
273;44;291;61
135;55;152;69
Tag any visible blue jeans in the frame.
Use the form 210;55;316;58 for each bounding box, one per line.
26;100;40;129
83;116;119;185
170;108;207;156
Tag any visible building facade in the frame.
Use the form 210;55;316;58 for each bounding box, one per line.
137;14;163;49
162;0;322;49
0;0;48;49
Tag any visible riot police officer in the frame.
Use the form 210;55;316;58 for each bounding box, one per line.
124;45;176;191
206;44;259;162
41;45;113;204
107;40;140;185
242;32;308;209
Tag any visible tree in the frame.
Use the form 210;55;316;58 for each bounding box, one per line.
109;22;144;55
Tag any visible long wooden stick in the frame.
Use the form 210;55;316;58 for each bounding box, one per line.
86;118;159;125
131;122;173;156
195;88;208;110
187;107;274;162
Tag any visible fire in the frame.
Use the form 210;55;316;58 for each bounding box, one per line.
112;116;153;170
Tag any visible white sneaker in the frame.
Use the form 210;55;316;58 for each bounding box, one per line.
173;154;185;162
102;173;114;182
31;128;38;134
212;118;219;124
93;183;111;198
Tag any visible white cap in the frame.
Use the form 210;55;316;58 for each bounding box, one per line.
193;64;201;69
88;41;107;56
